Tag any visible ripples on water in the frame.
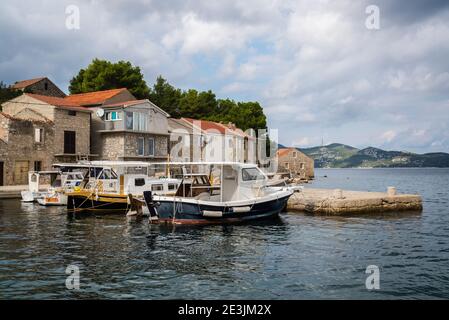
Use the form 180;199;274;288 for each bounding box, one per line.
1;168;449;299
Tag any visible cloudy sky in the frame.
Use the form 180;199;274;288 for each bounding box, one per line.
1;0;449;153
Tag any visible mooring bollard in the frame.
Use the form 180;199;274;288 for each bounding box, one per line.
333;189;343;199
387;186;397;196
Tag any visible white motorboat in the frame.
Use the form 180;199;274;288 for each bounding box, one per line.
143;162;296;224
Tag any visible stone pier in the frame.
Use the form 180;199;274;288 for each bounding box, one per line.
287;187;423;215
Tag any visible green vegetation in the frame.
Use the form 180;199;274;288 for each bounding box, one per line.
70;59;267;131
69;59;150;99
299;143;449;168
0;81;22;110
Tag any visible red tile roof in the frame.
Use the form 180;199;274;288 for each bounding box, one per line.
102;99;148;108
64;88;128;106
0;111;53;124
182;118;228;134
25;93;91;112
276;148;294;157
12;77;45;89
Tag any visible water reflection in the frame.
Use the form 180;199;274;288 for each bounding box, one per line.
1;169;449;299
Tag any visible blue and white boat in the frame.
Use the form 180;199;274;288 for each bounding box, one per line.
143;162;295;224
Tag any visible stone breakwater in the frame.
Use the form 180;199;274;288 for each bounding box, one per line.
287;187;423;215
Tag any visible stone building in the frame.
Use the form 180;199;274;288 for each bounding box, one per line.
12;77;66;98
0;94;91;185
87;99;170;161
276;147;314;180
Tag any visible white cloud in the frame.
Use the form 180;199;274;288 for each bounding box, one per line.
1;0;449;152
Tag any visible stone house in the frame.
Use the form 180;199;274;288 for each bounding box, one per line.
12;77;66;98
62;88;171;161
276;147;314;180
87;99;170;161
0;94;92;185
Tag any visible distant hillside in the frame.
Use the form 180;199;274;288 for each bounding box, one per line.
296;143;449;168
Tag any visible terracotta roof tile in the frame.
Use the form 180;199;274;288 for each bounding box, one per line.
183;118;228;134
0;111;53;125
102;99;148;108
276;148;294;157
64;88;128;106
12;77;45;89
25;93;91;112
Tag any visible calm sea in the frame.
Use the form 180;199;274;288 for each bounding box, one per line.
1;168;448;299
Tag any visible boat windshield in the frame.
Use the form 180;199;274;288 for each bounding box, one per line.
242;167;266;181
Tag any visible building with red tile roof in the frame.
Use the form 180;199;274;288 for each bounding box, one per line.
64;88;135;106
276;147;314;180
12;77;66;98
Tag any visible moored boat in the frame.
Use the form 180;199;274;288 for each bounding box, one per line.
143;162;295;224
66;162;180;214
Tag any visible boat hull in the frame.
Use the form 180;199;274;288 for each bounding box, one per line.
67;193;130;214
146;193;291;225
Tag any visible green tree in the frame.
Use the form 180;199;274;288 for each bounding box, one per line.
148;76;182;117
178;89;199;118
197;90;218;118
69;58;150;99
0;81;22;110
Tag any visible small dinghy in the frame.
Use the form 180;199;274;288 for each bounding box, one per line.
143;162;295;224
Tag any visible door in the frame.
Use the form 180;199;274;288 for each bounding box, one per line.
64;131;76;154
0;161;4;186
14;161;29;185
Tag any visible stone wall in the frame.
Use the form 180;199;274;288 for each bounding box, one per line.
278;149;315;179
2;95;56;120
287;188;423;215
53;109;91;156
100;132;168;161
24;78;66;98
0;114;56;185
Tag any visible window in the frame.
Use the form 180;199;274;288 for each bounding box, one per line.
68;110;77;116
98;169;117;179
147;137;155;156
168;183;177;191
34;161;42;172
151;184;163;191
137;137;145;156
44;82;48;90
35;128;43;143
105;111;120;121
64;131;76;154
132;112;148;131
284;162;290;169
242;168;265;181
90;167;103;178
135;178;145;187
125;112;133;130
293;151;297;158
300;163;305;169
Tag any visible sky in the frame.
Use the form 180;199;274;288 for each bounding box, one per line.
1;0;449;153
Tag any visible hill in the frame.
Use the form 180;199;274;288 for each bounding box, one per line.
296;144;449;168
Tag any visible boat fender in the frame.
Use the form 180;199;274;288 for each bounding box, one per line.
232;206;251;213
203;210;223;217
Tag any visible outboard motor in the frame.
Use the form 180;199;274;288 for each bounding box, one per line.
143;191;160;218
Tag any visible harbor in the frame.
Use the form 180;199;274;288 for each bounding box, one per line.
287;187;423;215
1;184;423;216
0;168;446;299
